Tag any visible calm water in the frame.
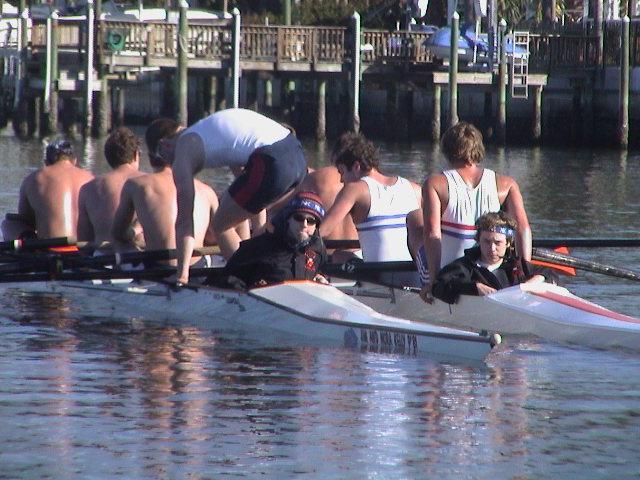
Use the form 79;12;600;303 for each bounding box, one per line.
1;129;640;479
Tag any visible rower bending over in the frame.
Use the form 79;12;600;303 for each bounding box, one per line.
432;211;557;304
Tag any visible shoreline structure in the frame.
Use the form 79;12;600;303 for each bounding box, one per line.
0;9;637;148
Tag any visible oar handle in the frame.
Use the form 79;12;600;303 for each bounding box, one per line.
0;236;78;251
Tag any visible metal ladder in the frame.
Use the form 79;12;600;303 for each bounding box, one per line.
509;31;530;99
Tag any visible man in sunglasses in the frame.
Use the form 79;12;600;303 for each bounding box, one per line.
217;191;327;290
3;140;94;240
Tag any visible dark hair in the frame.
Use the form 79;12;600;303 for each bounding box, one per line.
441;121;485;166
44;140;74;165
332;133;379;173
475;211;518;243
145;118;181;169
104;127;140;169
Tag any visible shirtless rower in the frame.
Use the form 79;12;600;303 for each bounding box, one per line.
77;127;144;249
407;121;532;303
4;140;94;240
156;108;307;284
318;133;422;262
111;118;219;266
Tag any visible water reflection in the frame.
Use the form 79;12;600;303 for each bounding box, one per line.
1;133;640;478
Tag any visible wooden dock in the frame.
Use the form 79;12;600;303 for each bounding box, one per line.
1;12;639;145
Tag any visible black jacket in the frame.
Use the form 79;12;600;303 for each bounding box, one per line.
221;229;327;289
432;246;558;304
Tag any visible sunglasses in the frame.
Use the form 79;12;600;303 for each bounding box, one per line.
291;213;318;225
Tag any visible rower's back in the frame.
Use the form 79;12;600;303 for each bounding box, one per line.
113;167;218;258
77;127;143;245
17;142;94;239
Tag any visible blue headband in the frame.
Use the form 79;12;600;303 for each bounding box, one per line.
489;225;515;237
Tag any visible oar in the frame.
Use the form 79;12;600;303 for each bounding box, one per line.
0;236;78;251
0;236;112;255
325;238;640;250
324;250;640;284
534;238;640;248
532;248;640;282
0;266;221;284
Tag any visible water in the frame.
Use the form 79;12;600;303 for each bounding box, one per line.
1;130;640;479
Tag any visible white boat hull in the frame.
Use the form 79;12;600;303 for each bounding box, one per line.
341;282;640;350
38;280;495;362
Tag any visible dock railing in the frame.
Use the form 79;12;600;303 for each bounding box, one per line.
20;18;640;73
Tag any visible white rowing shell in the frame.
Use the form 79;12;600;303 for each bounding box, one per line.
41;279;495;362
344;281;640;350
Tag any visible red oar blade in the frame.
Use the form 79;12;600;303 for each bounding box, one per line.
531;246;577;276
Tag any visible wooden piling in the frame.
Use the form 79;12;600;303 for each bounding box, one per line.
532;85;542;142
177;1;188;126
496;20;507;144
431;84;441;141
619;16;629;150
97;77;110;136
83;0;95;137
231;8;241;109
351;12;362;133
448;12;459;127
265;78;273;108
316;78;327;141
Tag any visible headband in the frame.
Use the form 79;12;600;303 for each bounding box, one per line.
488;225;515;237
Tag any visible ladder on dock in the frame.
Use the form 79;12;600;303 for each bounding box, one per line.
509;31;530;99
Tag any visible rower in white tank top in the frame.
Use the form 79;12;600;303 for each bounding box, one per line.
357;176;420;262
440;168;500;268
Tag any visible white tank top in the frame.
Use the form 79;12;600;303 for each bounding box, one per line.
440;168;500;268
185;108;290;169
357;176;420;262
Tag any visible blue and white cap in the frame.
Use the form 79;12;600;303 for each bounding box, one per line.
288;191;325;223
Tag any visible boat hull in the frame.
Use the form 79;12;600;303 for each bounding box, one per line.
38;280;495;362
341;282;640;350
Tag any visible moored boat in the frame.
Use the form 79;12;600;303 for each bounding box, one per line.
36;279;497;362
340;281;640;351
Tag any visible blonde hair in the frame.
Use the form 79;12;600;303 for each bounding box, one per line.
441;122;485;166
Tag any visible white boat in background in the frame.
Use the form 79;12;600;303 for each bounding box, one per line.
341;281;640;351
39;279;496;362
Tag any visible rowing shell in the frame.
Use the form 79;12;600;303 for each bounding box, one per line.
341;281;640;350
45;279;497;362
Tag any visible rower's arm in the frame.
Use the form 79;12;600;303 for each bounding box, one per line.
173;150;200;283
503;180;532;261
76;186;94;242
17;176;36;229
111;181;138;249
318;184;358;238
422;176;444;296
